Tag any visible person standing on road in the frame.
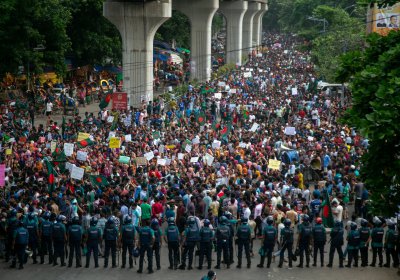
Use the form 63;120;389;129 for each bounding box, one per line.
278;219;294;268
358;219;371;267
257;216;276;268
120;216;135;269
384;221;399;268
137;219;155;274
85;217;101;268
198;219;214;270
312;217;326;267
179;216;200;270
52;215;67;267
151;218;162;270
215;216;231;269
164;217;180;270
10;221;29;269
297;214;312;268
346;222;360;268
327;221;344;268
67;216;83;268
39;212;53;264
236;217;252;269
370;219;384;267
103;218;118;268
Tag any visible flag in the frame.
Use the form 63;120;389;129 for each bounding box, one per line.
243;109;250;120
201;86;214;95
321;189;334;228
44;159;57;193
220;122;231;139
99;93;112;110
212;119;220;131
76;138;94;149
62;116;66;135
89;175;109;188
52;148;67;173
197;111;206;125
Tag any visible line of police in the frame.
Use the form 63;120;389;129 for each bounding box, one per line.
5;209;399;272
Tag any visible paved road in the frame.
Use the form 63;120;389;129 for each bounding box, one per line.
1;238;398;280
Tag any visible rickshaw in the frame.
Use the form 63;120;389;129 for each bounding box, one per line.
61;95;79;115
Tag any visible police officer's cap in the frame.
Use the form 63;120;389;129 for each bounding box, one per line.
107;217;115;225
334;221;342;227
10;209;17;217
43;211;51;220
204;219;211;227
207;270;216;279
151;219;159;228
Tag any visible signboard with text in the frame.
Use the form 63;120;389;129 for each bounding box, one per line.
112;92;128;110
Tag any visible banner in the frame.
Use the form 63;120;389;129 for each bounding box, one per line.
109;137;121;148
112;92;128;110
370;3;400;36
269;159;281;170
0;164;5;187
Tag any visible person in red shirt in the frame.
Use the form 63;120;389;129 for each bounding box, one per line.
152;197;164;223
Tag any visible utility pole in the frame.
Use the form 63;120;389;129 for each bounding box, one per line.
307;16;329;33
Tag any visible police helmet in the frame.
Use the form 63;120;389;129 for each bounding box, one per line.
302;214;310;223
167;217;175;225
10;209;17;217
334;221;342;228
267;216;274;225
360;219;368;227
220;216;228;225
316;217;323;224
224;211;233;220
241;217;248;224
350;222;357;230
90;217;98;226
124;216;132;225
283;219;291;227
57;215;66;222
133;247;140;258
204;219;211;227
72;216;80;224
151;219;159;229
387;221;395;230
18;220;24;227
107;217;115;225
207;270;216;279
187;216;196;225
28;212;35;220
43;212;51;220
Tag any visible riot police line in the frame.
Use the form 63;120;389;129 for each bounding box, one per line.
4;208;399;273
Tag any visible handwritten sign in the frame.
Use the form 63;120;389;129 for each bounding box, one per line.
119;156;130;164
77;151;88;161
125;134;132;142
71;165;84;180
212;140;221;149
269;159;281;170
157;158;166;166
135;157;147;166
64;143;74;157
144;151;154;161
284;126;296;136
190;157;199;163
249;123;259;132
109;137;121;149
204;153;214;166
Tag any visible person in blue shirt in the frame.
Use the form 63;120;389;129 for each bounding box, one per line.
309;191;321;219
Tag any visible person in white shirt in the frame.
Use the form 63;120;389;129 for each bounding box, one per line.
331;198;343;222
242;203;251;220
46;101;53;117
254;200;263;237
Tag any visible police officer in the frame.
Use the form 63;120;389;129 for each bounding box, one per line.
257;216;276;268
68;216;83;267
346;222;360;267
137;219;155;274
85;217;101;268
370;219;384;267
39;212;53;264
25;212;39;264
164;217;180;270
179;216;200;270
225;212;235;266
359;219;371;267
151;219;162;270
52;215;67;266
103;218;118;268
297;214;312;268
327;221;344;268
215;216;231;269
5;209;18;262
278;219;293;268
120;216;136;269
384;221;399;268
11;221;29;269
312;217;326;267
236;217;251;268
198;219;214;270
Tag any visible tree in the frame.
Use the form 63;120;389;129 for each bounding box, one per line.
156;11;190;49
337;31;400;216
0;0;71;77
63;0;122;66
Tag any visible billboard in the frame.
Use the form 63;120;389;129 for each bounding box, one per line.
112;92;128;110
370;3;400;36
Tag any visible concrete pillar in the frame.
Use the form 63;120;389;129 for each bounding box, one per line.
252;3;268;48
103;0;171;108
219;0;248;66
242;1;261;55
174;0;218;82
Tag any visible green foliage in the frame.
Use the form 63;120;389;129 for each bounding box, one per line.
156;11;190;49
63;0;122;66
0;0;71;76
337;31;400;215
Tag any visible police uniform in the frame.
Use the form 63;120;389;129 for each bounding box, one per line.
103;221;119;268
165;223;180;269
85;225;101;267
346;228;360;267
258;224;276;268
137;225;155;273
198;224;214;269
5;213;18;262
327;223;344;268
121;223;136;268
151;222;162;270
52;221;66;266
358;224;370;267
40;216;53;264
278;225;294;268
384;225;399;267
297;222;312;267
25;216;39;264
215;221;231;269
11;223;29;269
236;222;251;268
179;222;200;269
312;223;326;266
68;222;83;267
370;225;384;266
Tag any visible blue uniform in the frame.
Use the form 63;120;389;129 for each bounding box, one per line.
85;226;101;267
138;226;154;273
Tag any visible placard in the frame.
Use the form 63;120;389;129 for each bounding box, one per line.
269;159;281;170
192;137;200;145
71;165;84;180
204;153;214;166
144;151;154;161
112;92;128;110
307;136;314;141
190;157;199;163
249;123;259;132
239;142;247;148
157;158;166;166
66;162;74;172
5;149;11;155
64;143;74;157
185;145;192;153
291;87;298;96
152;131;161;139
0;164;5;187
125;134;132;142
50;141;57;153
212;140;221;149
214;92;222;99
107;116;114;123
135;157;147;166
230;88;237;94
77;151;88;161
109;137;121;148
178;153;184;160
119;156;130;164
284;126;296;136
